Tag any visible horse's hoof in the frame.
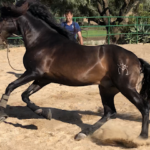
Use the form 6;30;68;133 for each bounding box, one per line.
0;108;8;123
35;108;52;120
42;109;52;120
110;112;117;119
138;134;148;139
0;116;7;122
0;114;8;123
74;133;87;141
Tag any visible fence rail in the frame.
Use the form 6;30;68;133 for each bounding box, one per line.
7;16;150;45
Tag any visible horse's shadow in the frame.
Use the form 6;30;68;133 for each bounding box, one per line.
5;105;101;131
4;105;149;148
7;72;22;78
5;105;146;131
4;121;38;130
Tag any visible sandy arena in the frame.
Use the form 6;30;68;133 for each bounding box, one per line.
0;44;150;150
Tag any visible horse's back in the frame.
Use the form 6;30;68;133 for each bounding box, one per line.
31;43;141;87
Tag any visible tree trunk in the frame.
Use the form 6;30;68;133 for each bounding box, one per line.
95;0;142;44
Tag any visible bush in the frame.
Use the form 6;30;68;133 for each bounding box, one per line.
119;3;150;44
124;20;150;44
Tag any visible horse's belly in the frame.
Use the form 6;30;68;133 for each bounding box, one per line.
100;80;114;88
46;62;108;86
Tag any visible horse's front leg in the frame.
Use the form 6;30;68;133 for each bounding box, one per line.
75;112;115;141
0;71;39;122
75;86;118;140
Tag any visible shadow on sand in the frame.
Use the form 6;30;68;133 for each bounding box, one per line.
7;71;23;78
4;105;148;131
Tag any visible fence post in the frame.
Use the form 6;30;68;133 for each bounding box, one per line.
74;17;76;22
136;17;138;44
108;17;110;44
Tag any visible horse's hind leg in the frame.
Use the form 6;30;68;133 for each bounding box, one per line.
75;85;119;140
119;87;149;139
21;79;51;120
99;86;118;119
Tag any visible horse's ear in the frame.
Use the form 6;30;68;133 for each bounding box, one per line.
11;1;29;17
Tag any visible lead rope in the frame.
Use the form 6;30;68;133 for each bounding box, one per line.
3;41;32;95
3;41;22;71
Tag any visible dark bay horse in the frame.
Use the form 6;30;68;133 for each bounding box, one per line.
0;2;150;140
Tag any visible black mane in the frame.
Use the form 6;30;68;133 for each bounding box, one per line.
26;2;77;42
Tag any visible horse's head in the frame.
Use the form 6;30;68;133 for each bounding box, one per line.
0;2;28;42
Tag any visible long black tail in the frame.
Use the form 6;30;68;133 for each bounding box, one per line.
139;58;150;108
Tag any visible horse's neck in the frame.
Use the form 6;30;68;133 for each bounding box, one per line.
17;13;51;48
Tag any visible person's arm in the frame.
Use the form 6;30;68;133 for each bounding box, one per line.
77;31;83;45
75;22;83;45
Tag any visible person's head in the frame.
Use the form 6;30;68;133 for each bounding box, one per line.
64;9;73;23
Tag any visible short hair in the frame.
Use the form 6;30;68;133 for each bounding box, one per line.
65;9;73;15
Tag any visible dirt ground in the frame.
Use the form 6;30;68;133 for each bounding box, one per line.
0;44;150;150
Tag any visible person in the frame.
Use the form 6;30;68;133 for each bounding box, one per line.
61;9;83;45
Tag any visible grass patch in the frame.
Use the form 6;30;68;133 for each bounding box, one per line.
81;29;107;38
